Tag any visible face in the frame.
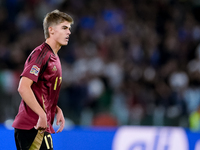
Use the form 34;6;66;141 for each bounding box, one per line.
49;21;71;46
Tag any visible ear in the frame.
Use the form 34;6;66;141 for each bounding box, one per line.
48;26;54;35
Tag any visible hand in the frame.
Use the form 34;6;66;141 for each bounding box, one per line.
56;107;65;133
34;114;47;133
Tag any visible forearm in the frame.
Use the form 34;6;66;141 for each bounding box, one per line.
19;88;46;117
18;77;46;119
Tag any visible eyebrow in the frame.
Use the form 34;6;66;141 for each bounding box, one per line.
62;25;71;30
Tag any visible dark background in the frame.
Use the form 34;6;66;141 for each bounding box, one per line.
1;0;200;128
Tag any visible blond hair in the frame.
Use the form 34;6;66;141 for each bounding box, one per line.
43;9;74;39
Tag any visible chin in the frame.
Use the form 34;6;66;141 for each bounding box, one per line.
61;42;68;46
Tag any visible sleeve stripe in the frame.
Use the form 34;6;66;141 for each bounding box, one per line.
39;48;48;65
35;47;49;65
35;49;44;63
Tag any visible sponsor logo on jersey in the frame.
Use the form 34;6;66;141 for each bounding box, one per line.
30;65;40;76
52;65;57;71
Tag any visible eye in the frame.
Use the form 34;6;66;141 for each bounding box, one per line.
62;25;71;30
62;27;67;30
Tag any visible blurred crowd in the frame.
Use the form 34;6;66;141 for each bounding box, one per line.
1;0;200;129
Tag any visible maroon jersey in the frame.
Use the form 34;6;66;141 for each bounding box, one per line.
12;42;62;133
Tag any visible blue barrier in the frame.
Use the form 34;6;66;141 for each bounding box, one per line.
52;127;116;150
0;125;15;150
0;125;200;150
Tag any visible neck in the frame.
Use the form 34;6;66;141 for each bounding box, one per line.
45;38;61;55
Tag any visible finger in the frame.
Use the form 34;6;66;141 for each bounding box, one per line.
56;120;59;125
37;127;47;131
56;127;62;133
56;125;62;133
56;124;64;133
39;130;45;134
56;128;60;133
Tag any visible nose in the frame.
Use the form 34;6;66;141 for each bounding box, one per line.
68;29;71;35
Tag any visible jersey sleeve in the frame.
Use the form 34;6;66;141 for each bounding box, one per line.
21;49;47;82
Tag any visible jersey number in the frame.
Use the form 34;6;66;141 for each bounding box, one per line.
54;77;62;90
44;134;53;149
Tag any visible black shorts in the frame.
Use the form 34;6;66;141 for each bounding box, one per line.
14;128;53;150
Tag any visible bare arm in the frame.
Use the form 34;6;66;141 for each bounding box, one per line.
18;76;47;130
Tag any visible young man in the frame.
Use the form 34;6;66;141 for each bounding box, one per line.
12;10;74;150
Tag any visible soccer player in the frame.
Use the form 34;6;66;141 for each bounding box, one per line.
12;10;74;150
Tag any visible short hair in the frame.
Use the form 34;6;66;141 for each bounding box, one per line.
43;9;74;39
